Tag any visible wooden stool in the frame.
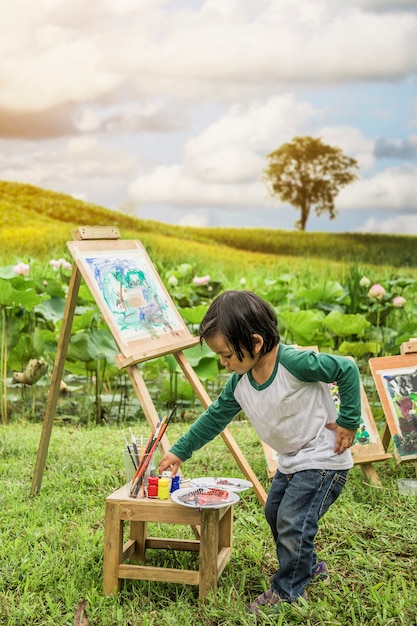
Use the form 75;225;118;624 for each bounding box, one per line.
103;485;234;599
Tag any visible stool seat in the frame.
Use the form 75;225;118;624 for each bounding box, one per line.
103;485;234;599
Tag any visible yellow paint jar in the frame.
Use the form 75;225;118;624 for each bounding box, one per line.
158;477;169;500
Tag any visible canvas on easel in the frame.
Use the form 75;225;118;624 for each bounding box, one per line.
351;384;391;464
67;239;199;364
369;351;417;464
328;374;392;483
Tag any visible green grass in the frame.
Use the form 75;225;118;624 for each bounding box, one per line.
1;419;416;626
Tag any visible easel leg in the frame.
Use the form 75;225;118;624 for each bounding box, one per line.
261;441;277;479
381;422;391;452
126;366;172;455
31;266;82;495
359;463;382;486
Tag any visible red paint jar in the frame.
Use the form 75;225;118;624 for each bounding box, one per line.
148;476;159;499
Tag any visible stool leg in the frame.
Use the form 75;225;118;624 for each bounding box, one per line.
219;506;233;551
130;520;148;562
103;501;123;595
199;509;219;600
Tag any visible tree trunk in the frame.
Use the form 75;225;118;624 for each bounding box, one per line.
300;203;310;231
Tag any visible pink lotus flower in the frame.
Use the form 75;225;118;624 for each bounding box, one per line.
193;275;211;286
13;262;30;276
392;296;406;308
50;258;72;271
359;276;371;288
167;275;178;287
367;283;386;300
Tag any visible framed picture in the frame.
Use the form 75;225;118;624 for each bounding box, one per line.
369;353;417;463
67;239;198;365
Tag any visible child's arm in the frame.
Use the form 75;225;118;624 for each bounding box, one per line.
284;347;362;431
159;375;242;473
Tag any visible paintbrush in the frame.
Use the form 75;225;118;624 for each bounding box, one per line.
130;405;177;496
129;427;140;465
123;431;137;471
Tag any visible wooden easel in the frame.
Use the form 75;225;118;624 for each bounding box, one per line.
370;339;417;476
261;347;391;486
31;227;267;505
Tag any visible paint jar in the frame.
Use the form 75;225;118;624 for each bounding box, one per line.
148;476;159;499
158;477;169;500
122;436;147;483
123;449;139;484
122;437;160;485
170;475;180;493
397;479;417;496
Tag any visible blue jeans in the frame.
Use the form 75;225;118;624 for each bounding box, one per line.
264;468;348;601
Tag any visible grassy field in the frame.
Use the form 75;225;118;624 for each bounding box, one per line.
1;420;417;626
1;180;417;276
1;181;417;625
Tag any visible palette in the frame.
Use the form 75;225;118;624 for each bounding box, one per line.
171;487;240;509
190;476;253;493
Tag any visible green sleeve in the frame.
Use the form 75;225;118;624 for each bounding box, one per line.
280;346;361;430
170;374;242;461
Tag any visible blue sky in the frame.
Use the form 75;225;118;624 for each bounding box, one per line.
0;0;416;234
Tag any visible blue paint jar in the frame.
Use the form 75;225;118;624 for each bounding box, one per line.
170;476;180;493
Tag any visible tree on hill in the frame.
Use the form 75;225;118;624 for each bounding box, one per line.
263;136;359;231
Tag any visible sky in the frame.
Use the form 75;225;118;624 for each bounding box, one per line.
1;0;417;234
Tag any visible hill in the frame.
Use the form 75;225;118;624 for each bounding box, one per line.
1;180;416;270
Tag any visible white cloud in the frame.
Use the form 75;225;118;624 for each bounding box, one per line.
129;94;318;203
319;126;375;170
186;96;316;156
129;164;269;208
0;11;120;111
178;210;213;227
359;214;417;235
1;0;417;115
0;135;140;201
353;0;417;10
339;164;417;210
69;139;141;180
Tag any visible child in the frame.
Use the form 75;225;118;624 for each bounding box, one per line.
158;290;361;611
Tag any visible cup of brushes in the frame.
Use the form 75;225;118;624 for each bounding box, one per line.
124;405;177;498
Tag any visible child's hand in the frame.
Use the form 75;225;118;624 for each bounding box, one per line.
158;452;183;476
329;424;357;454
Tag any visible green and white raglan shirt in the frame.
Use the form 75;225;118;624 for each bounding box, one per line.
171;344;362;473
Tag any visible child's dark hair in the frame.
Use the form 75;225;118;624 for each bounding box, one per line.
199;290;280;360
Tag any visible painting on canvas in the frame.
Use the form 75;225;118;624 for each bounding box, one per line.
370;353;417;462
328;380;390;464
68;239;198;363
